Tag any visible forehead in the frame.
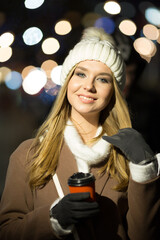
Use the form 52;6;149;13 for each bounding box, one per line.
76;60;112;74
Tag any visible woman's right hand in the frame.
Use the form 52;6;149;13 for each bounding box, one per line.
50;192;99;229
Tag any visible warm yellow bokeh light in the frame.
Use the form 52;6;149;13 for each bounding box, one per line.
143;24;159;40
119;20;137;36
0;66;11;83
55;20;72;35
133;37;156;57
21;65;36;79
104;1;121;15
41;60;58;78
0;47;12;62
0;32;14;47
157;30;160;44
41;38;60;55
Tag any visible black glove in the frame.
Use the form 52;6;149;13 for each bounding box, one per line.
102;128;155;165
50;192;99;228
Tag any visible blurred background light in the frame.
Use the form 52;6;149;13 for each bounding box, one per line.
41;60;58;78
21;65;36;80
145;7;160;26
24;0;45;9
23;27;43;46
55;20;72;35
81;12;100;28
0;67;11;83
22;68;47;95
41;37;60;55
94;17;115;34
0;32;14;47
119;19;137;36
51;65;62;85
4;71;22;90
119;2;136;18
157;30;160;43
139;1;155;14
0;47;12;62
143;24;159;40
104;1;121;15
133;37;156;57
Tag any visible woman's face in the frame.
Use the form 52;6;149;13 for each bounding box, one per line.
67;60;114;120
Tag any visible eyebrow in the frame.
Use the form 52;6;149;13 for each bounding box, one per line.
76;66;113;78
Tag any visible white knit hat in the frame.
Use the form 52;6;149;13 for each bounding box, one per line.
60;27;126;90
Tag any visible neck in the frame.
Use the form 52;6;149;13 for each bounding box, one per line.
70;112;100;144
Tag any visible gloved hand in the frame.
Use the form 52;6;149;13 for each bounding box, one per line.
50;192;99;229
102;128;155;165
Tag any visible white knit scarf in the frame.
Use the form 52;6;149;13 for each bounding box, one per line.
64;120;110;172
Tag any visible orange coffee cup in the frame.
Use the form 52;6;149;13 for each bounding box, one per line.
68;172;96;201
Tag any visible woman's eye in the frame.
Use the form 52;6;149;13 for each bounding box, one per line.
97;78;110;83
75;71;86;78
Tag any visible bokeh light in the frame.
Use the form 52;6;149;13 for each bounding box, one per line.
23;27;43;46
143;24;159;40
0;32;14;47
133;37;156;58
0;12;6;27
24;0;45;9
145;7;160;26
0;47;12;62
81;12;100;28
104;1;121;15
119;19;137;36
51;65;62;85
21;65;36;79
94;17;115;34
4;71;22;90
41;60;58;78
22;68;47;95
41;38;60;55
55;20;72;35
0;67;11;83
157;30;160;44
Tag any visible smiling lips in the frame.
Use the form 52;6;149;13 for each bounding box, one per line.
78;95;96;103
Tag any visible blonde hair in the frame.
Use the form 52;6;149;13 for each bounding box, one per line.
27;65;131;191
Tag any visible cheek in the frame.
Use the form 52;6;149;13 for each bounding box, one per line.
101;87;114;105
67;80;78;102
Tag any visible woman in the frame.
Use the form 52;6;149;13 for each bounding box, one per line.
0;27;159;240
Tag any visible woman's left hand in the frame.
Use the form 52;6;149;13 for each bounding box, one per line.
102;128;155;165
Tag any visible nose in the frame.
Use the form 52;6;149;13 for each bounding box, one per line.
83;78;96;92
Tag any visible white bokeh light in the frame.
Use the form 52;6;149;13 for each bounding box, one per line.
24;0;45;9
104;1;121;15
0;32;14;47
23;27;43;46
145;8;160;26
51;65;62;85
22;68;47;95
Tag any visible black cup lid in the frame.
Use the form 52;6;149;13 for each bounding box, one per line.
68;172;95;186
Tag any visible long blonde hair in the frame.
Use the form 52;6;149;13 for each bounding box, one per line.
27;65;132;191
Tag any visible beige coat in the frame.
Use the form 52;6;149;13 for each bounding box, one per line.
0;139;159;240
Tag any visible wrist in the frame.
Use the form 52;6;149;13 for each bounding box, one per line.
129;155;159;183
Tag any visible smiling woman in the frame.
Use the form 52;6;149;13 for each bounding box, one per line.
67;60;114;136
0;27;159;240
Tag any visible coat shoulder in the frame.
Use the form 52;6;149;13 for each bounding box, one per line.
10;139;34;167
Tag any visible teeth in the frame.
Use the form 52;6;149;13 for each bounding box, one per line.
80;96;94;100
